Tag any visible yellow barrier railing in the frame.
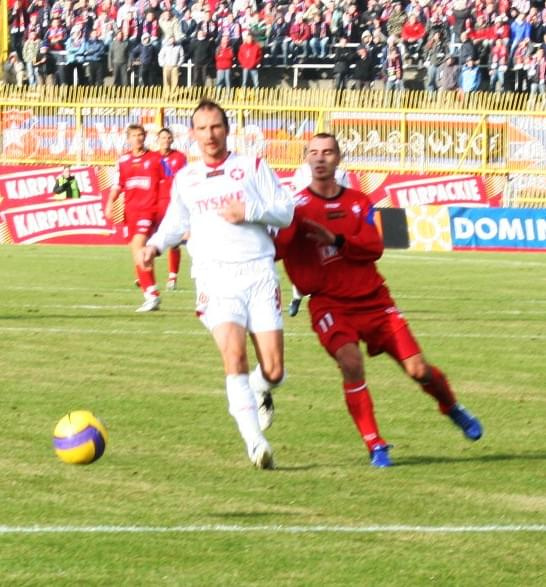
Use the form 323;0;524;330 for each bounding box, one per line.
0;0;7;65
1;86;546;206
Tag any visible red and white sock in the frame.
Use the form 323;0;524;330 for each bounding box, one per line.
135;266;159;297
420;366;456;415
343;381;386;451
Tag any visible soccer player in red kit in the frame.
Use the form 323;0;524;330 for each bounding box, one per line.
157;127;188;291
275;133;483;467
105;123;165;312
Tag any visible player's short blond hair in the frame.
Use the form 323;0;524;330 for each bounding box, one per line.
126;123;146;136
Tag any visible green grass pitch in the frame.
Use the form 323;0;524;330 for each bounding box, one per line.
1;244;545;585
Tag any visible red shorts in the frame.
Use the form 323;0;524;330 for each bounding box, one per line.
123;208;159;242
308;291;421;361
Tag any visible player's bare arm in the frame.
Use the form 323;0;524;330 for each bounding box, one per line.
104;186;121;221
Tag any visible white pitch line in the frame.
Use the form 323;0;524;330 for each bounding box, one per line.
0;524;544;535
1;326;545;341
7;303;546;316
383;252;546;268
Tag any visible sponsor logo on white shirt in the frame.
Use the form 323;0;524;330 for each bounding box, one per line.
230;168;245;180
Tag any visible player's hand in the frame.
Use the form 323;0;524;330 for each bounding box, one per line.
219;199;246;224
139;245;158;269
302;218;335;245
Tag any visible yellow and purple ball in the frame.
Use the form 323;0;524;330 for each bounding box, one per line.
53;410;108;464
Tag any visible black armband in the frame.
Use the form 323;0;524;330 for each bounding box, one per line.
334;234;345;248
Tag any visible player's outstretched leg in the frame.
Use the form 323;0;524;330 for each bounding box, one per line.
343;381;392;467
226;374;275;469
135;267;160;312
369;443;392;468
447;404;483;441
420;366;483;441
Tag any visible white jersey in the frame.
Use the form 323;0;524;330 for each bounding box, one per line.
148;152;294;276
291;163;351;193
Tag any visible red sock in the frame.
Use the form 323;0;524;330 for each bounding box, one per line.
343;381;386;451
168;247;181;276
136;266;159;296
421;366;456;414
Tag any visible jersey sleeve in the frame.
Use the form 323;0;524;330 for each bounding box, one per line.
338;197;383;262
244;158;295;228
291;164;311;193
147;169;191;253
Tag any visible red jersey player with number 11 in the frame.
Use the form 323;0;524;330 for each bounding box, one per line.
275;133;483;468
105;124;166;312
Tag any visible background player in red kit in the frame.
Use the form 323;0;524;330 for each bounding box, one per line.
157;127;188;291
275;133;483;468
105;124;165;312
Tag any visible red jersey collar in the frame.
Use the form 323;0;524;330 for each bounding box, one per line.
204;151;231;169
307;185;346;200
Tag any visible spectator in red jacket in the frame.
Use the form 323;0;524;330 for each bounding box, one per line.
238;31;262;88
215;34;235;90
287;13;312;63
401;13;426;61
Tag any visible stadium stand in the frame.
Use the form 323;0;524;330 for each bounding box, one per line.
2;0;546;92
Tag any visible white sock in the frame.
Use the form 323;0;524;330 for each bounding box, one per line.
291;285;302;301
249;364;285;395
226;374;264;449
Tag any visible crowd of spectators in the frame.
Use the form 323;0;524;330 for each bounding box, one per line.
3;0;546;94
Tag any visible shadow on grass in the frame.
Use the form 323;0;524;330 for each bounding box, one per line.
394;452;546;466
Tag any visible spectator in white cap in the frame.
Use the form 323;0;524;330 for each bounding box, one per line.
130;31;160;86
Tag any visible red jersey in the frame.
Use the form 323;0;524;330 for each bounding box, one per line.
158;149;187;204
275;186;385;301
115;150;165;212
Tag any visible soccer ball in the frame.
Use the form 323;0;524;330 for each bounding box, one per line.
53;410;108;464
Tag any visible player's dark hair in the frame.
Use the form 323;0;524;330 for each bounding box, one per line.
127;123;146;136
158;127;173;136
191;99;229;131
311;133;341;155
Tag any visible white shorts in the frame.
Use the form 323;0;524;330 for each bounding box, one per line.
194;258;283;333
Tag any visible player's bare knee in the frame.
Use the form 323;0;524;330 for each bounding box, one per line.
406;362;429;382
261;363;284;385
335;344;362;379
337;355;363;381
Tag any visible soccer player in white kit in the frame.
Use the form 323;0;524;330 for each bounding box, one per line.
287;161;352;317
140;100;295;469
